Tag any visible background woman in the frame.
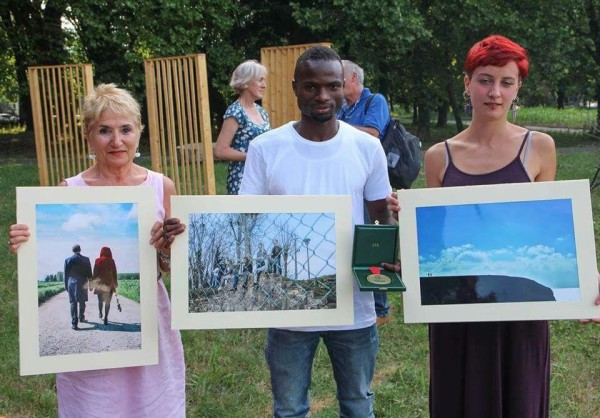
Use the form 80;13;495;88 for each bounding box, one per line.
93;246;118;325
8;83;186;417
214;59;270;195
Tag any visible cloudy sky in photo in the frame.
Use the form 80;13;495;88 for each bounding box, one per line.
36;203;140;280
416;199;579;289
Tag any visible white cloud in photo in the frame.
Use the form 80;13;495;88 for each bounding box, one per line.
419;243;578;289
62;212;104;232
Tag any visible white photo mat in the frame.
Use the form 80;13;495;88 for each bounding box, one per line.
170;195;354;329
17;186;158;375
398;180;599;323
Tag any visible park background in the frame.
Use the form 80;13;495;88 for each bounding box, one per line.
1;1;599;417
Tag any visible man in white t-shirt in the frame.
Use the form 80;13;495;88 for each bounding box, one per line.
240;46;395;418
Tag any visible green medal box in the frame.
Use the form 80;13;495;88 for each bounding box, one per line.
352;223;406;292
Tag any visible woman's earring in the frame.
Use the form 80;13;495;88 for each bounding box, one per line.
88;151;96;160
463;90;472;117
511;96;520;122
134;148;141;158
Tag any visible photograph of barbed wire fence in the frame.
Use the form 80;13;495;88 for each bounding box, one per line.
187;212;336;313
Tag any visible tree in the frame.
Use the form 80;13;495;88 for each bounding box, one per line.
582;0;600;131
0;0;70;128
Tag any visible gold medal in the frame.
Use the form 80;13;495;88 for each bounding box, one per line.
366;273;391;285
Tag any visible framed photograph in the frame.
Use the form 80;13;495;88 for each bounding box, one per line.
398;180;599;323
16;186;158;375
170;195;353;329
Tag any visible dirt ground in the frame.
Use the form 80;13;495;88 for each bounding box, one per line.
38;288;142;357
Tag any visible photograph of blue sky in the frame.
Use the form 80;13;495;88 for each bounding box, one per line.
416;198;579;292
36;203;140;281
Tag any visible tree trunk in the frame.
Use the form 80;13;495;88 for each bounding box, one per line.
596;80;600;133
557;89;565;109
446;82;464;132
436;103;448;127
416;105;431;141
412;103;418;125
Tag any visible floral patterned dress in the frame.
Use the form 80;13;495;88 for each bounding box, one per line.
223;101;270;194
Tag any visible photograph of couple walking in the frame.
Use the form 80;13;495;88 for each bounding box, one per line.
35;203;142;358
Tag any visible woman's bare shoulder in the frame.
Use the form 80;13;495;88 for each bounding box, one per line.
529;130;556;148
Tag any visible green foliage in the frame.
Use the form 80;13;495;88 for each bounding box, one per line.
116;279;141;303
37;282;65;304
2;1;600;133
516;106;597;128
291;0;428;103
117;273;140;281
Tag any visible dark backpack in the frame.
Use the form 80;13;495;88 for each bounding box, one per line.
365;94;422;189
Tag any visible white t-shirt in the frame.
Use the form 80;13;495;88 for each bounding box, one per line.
240;121;392;331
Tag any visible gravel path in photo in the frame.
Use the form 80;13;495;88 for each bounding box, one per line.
38;289;142;357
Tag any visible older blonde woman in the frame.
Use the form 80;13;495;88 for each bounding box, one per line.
214;59;271;194
8;84;186;417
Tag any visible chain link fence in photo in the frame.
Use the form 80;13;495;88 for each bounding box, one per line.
187;212;337;312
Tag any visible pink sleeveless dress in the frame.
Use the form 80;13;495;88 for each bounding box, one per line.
57;170;186;418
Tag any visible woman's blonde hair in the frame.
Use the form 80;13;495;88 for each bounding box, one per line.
229;60;267;94
83;83;144;134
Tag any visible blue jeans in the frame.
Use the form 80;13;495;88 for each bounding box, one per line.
265;325;378;418
374;291;390;317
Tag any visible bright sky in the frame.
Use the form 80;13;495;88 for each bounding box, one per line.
416;199;579;289
36;203;140;280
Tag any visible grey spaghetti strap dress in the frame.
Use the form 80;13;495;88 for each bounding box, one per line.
429;132;550;418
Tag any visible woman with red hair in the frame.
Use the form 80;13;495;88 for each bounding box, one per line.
424;35;556;417
386;34;599;417
93;246;118;325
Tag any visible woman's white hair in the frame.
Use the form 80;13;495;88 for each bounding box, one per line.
229;60;267;94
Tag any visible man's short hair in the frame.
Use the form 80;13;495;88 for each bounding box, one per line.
72;244;81;253
294;46;343;80
341;60;364;85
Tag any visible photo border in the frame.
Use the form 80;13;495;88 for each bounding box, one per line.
17;186;158;375
171;195;353;329
398;180;599;323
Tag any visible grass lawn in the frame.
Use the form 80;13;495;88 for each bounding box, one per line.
0;131;599;417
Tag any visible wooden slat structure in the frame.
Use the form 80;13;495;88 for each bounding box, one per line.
260;42;333;128
144;54;216;195
28;64;94;186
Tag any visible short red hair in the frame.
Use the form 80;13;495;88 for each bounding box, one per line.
465;35;529;79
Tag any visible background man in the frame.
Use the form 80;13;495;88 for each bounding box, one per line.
64;244;92;330
269;239;282;275
338;59;393;325
240;46;394;418
254;242;268;287
338;60;390;139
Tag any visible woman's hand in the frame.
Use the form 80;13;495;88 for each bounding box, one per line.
578;293;600;324
382;260;401;274
150;218;186;250
579;274;600;324
8;224;30;254
386;192;400;222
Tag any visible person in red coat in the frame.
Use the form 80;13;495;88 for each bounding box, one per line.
93;246;118;325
